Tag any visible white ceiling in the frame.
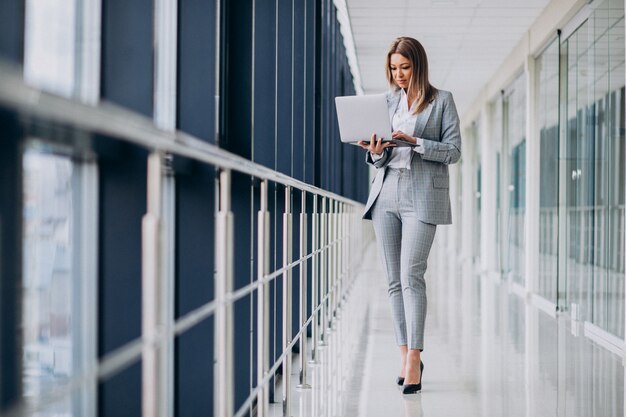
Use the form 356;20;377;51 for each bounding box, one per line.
346;0;552;117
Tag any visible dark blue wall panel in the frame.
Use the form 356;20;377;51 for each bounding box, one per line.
276;0;294;177
252;0;277;169
293;0;306;182
97;142;146;417
0;111;22;411
304;0;316;186
174;162;215;416
0;0;23;63
99;364;141;417
222;0;252;156
314;0;322;188
270;183;285;401
230;171;253;411
101;0;154;117
222;0;254;411
178;0;217;143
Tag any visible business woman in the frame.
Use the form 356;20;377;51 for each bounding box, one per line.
358;36;461;394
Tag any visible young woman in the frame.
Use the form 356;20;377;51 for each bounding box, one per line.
358;36;461;394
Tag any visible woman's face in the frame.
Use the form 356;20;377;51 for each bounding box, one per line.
390;53;412;89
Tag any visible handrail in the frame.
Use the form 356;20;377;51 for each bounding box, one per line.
0;62;357;205
1;60;373;417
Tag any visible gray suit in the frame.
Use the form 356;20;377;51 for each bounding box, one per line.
364;88;461;351
362;88;462;224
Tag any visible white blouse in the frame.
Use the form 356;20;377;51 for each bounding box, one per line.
371;88;425;169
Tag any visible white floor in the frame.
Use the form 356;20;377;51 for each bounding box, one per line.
267;235;625;417
356;273;481;417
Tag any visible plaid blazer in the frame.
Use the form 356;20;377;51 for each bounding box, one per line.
362;88;462;225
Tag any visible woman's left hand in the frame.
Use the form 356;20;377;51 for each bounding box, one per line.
391;130;416;144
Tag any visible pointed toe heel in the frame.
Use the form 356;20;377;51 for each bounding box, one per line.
402;383;421;394
402;360;424;393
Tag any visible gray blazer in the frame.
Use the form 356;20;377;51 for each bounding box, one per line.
362;88;462;225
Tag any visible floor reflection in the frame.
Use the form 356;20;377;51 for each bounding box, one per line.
402;394;424;417
339;232;625;417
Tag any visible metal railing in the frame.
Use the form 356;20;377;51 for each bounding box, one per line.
0;63;374;416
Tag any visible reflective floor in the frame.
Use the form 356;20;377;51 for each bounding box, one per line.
270;234;625;417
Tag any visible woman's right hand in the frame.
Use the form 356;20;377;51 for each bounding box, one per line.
357;133;396;155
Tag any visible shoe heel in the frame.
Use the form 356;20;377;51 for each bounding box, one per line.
402;383;421;394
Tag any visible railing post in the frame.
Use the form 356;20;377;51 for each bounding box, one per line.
142;152;162;417
324;199;335;333
333;200;339;323
329;200;337;330
309;194;319;364
257;179;270;417
319;196;327;346
297;191;312;389
337;202;342;312
339;203;344;298
282;186;293;417
215;169;234;417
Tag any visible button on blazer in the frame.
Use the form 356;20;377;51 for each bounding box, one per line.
362;88;462;225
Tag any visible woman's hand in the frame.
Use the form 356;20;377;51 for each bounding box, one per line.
357;133;396;155
391;130;416;144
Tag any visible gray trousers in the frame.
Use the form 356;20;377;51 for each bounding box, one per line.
371;168;436;351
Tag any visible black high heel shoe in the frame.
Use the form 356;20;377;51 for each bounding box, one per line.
402;360;424;394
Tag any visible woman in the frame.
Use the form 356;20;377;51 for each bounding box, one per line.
358;36;461;394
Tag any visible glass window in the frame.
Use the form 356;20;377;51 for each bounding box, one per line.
22;145;96;416
490;99;503;273
504;73;527;285
475;162;482;262
562;0;625;338
24;0;77;96
22;149;75;412
471;121;481;263
537;39;560;303
602;0;625;339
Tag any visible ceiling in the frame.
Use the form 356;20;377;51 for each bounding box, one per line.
345;0;552;117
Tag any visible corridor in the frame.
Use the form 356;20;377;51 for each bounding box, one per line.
274;236;624;417
353;236;624;417
1;0;625;416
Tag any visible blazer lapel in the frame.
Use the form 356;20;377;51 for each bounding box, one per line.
386;90;401;125
412;99;434;138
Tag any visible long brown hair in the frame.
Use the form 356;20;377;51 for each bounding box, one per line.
385;37;437;114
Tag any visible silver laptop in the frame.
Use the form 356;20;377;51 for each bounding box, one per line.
334;94;415;146
335;94;391;143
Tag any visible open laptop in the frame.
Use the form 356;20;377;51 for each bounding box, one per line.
334;94;415;146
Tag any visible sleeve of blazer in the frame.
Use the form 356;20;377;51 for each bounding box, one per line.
421;91;462;165
365;147;392;169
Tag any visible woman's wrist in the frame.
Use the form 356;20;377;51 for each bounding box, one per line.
370;150;384;160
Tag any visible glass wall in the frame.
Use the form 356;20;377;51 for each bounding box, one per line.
537;39;560;303
2;0;370;414
21;0;98;413
504;73;527;285
22;150;74;413
562;0;625;337
22;146;96;416
24;0;77;97
472;121;481;263
601;0;625;339
490;98;503;273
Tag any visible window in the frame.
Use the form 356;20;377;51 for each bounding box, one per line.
536;39;560;303
22;145;97;416
562;0;625;337
24;0;77;96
